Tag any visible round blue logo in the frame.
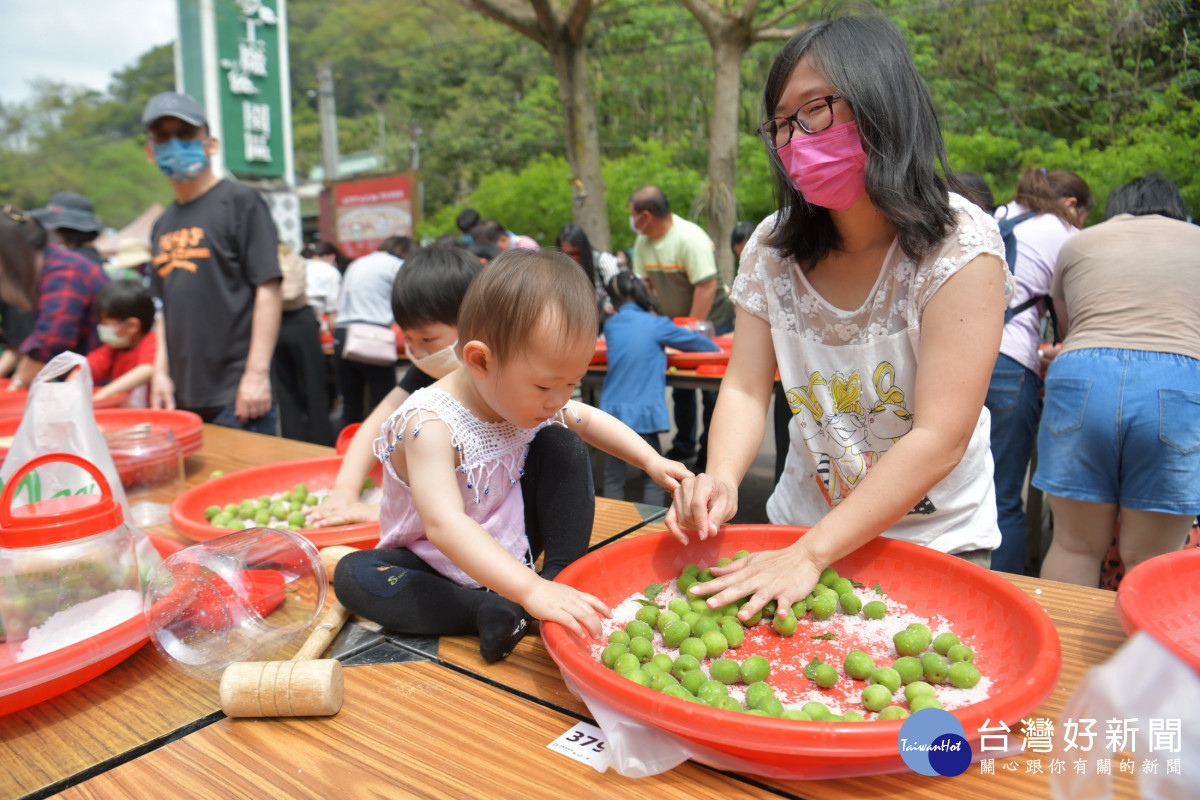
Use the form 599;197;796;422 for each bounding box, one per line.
898;708;972;776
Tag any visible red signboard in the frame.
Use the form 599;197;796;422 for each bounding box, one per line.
332;174;415;259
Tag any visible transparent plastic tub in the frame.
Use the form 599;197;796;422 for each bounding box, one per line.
143;528;327;680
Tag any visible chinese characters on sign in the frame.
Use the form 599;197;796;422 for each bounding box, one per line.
976;717;1183;777
216;0;285;177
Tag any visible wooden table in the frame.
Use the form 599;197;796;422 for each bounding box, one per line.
0;427;661;800
2;426;1146;799
0;427;333;800
48;576;1142;800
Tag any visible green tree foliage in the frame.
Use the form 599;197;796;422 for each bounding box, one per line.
1;0;1196;239
418;138;707;250
0;46;175;226
893;0;1200;212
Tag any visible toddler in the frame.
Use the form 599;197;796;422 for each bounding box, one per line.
334;250;691;661
87;278;156;406
307;245;481;528
600;271;720;505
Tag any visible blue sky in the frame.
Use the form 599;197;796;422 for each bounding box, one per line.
0;2;177;106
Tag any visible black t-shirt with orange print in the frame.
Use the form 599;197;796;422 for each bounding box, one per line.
149;180;281;409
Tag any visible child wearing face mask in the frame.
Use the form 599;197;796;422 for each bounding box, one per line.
332;249;691;661
308;245;483;528
87;278;157;407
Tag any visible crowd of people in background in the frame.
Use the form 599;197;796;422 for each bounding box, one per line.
0;21;1197;605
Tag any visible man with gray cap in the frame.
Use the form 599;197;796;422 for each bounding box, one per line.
31;191;105;265
142;91;282;434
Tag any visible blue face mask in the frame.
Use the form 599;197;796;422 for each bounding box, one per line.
153;138;209;182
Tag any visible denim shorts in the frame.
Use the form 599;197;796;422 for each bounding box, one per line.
1032;348;1200;515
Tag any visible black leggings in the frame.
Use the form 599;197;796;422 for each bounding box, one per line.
333;425;595;653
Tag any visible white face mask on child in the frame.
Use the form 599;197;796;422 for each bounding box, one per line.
97;323;131;349
405;340;460;379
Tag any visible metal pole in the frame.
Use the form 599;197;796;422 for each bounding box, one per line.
318;59;339;181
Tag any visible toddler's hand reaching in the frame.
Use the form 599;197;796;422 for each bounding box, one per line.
304;499;380;528
664;472;738;545
647;455;693;498
522;578;610;640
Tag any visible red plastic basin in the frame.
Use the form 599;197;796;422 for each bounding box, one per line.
0;534;183;716
170;456;382;549
591;339;607;366
0;409;203;466
543;526;1061;779
666;334;732;369
335;423;361;456
0;388;128;421
1115;547;1200;673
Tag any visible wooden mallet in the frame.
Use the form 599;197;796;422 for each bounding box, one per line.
218;545;358;718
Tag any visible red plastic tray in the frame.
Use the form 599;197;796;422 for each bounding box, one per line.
96;409;204;453
0;388;128;421
170;456;382;549
666;334;733;369
335;423;361;455
1114;548;1200;673
544;526;1061;779
0;409;203;465
590;339;607;366
0;534;183;716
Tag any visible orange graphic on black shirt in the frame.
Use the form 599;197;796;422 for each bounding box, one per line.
155;226;209;277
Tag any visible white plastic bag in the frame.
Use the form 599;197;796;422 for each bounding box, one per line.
1052;631;1198;800
0;352;162;581
561;672;873;780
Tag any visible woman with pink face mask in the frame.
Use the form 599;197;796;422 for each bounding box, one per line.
666;12;1012;622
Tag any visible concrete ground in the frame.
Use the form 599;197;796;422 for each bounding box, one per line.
595;388;778;525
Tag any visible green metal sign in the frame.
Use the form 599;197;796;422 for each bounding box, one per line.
177;0;293;183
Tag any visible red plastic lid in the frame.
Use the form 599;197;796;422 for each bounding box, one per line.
0;453;123;547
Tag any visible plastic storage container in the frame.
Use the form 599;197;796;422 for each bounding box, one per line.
0;453;140;659
143;528;327;679
0;534;181;716
105;424;185;527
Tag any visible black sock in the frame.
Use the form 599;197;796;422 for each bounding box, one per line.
476;598;530;662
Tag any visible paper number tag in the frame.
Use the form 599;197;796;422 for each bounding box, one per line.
547;722;611;771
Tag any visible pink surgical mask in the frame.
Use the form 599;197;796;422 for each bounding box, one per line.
779;120;867;212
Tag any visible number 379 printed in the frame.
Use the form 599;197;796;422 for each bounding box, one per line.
548;723;612;770
564;729;605;752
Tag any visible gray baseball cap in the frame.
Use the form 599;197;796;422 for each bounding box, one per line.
142;92;208;129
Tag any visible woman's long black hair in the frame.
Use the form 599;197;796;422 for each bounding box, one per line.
762;12;959;269
555;222;598;289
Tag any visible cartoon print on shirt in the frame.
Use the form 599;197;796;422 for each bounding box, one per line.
786;372;831;454
866;362;913;445
784;360;933;515
825;372;873;491
154;226;210;277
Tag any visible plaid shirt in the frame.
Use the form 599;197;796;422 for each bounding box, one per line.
19;244;109;363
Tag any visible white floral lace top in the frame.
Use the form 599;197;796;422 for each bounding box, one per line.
731;193;1012;553
374;386;568;588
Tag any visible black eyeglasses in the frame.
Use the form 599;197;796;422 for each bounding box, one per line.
758;94;843;150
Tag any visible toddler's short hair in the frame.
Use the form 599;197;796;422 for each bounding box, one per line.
458;249;598;362
392;246;482;328
96;278;155;333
